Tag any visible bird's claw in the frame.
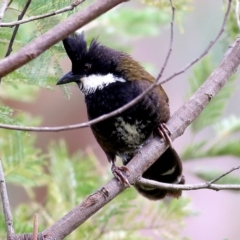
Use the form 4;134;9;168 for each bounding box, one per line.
111;164;131;187
158;123;173;148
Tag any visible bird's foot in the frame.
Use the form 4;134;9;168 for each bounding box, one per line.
177;175;185;185
111;162;131;187
158;123;173;148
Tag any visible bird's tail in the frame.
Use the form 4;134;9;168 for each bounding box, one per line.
134;147;185;200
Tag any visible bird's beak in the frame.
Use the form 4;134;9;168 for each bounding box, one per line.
56;71;81;85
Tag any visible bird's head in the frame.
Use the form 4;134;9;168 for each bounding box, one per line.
56;33;133;95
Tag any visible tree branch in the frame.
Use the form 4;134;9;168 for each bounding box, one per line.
13;34;240;239
208;166;240;184
4;0;32;58
0;159;14;240
0;0;85;27
155;0;174;82
0;0;127;78
0;0;231;133
138;166;240;191
33;213;38;240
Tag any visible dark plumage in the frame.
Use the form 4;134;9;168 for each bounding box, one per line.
57;33;185;200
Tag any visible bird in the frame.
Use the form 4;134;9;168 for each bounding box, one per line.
57;33;185;200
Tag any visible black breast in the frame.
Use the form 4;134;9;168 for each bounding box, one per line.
85;80;170;157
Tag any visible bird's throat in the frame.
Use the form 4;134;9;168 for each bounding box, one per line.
81;73;126;95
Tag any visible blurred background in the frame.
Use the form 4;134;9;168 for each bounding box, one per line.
1;0;240;239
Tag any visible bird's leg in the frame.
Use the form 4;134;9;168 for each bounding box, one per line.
158;123;173;148
110;159;131;187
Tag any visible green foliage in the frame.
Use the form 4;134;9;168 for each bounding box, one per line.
0;115;43;188
186;55;236;132
181;5;240;187
181;141;208;160
214;115;240;137
140;0;192;10
99;7;171;38
224;0;239;43
0;82;39;102
0;141;191;239
1;0;84;98
182;53;238;161
0;105;15;124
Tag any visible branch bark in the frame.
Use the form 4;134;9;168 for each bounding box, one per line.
0;160;14;240
0;0;127;78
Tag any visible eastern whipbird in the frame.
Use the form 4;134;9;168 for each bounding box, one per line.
57;33;185;200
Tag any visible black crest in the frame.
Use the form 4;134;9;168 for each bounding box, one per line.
62;32;124;76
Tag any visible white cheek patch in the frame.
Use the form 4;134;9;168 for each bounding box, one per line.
81;73;125;95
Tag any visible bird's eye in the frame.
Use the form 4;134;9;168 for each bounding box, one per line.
84;63;91;71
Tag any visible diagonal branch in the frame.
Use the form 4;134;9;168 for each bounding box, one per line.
0;159;14;240
0;0;127;78
0;0;232;133
0;0;85;27
13;35;240;240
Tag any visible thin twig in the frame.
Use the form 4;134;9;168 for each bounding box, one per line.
155;0;175;82
0;0;9;24
0;0;85;27
160;0;232;85
33;213;38;240
236;0;240;29
0;0;232;133
5;0;32;57
138;165;240;191
7;0;13;7
208;166;240;184
0;159;14;239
